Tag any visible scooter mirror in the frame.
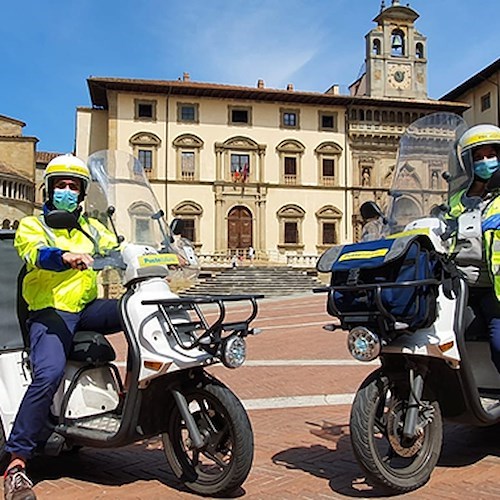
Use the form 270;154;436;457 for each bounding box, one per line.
170;218;184;236
360;201;385;221
44;210;80;230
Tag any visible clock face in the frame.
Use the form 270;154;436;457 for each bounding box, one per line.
387;64;411;89
394;70;405;83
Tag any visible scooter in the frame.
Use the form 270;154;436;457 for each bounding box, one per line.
315;112;500;493
0;150;262;497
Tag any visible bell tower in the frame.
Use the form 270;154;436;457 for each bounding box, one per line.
364;0;427;99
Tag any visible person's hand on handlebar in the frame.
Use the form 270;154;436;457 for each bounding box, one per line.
62;252;94;271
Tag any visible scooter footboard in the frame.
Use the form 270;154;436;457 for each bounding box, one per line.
0;350;31;434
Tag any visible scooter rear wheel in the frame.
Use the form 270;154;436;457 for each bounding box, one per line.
350;370;442;492
162;380;253;496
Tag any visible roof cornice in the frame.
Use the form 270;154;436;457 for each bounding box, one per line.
87;76;468;112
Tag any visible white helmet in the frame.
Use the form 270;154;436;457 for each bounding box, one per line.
457;124;500;178
44;154;91;202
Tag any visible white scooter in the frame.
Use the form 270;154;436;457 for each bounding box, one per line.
315;112;500;493
0;150;262;496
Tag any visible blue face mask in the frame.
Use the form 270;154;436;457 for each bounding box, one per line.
53;188;79;212
473;157;499;180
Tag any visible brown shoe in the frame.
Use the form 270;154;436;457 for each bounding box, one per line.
3;465;36;500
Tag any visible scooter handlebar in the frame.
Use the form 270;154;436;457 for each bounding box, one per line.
91;250;127;271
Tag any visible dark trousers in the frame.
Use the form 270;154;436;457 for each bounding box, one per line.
5;299;122;460
468;287;500;373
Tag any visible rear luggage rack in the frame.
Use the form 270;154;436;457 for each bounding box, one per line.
141;294;263;351
314;277;440;333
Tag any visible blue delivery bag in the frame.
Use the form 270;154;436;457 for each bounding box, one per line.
316;234;441;331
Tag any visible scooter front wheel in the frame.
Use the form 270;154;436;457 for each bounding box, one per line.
350;370;442;492
162;380;253;496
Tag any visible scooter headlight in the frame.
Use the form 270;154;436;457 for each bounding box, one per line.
347;326;381;362
221;335;247;369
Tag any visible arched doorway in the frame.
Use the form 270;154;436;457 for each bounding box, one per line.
227;206;252;250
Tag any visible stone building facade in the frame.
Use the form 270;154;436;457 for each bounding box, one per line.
0;115;37;228
441;57;500;127
75;2;466;264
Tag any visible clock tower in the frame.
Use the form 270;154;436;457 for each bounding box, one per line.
364;0;427;99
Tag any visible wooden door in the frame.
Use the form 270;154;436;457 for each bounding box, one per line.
227;206;252;250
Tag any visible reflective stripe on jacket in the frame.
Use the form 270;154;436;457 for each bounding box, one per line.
482;196;500;300
14;214;118;312
448;188;491;288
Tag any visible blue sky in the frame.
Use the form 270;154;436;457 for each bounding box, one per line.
1;0;499;153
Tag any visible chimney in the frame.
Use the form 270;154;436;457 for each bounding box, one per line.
286;83;294;91
326;84;340;95
183;72;190;82
257;79;265;89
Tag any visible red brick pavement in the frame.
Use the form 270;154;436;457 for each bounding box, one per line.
2;294;500;499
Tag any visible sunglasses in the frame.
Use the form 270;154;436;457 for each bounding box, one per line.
54;180;81;191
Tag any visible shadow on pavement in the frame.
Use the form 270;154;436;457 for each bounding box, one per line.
437;422;500;467
272;418;500;498
272;420;396;498
27;436;245;498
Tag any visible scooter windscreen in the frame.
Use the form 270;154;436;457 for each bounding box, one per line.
385;112;468;235
85;150;200;286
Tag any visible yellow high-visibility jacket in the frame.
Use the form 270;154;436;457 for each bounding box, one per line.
449;189;500;296
15;213;118;312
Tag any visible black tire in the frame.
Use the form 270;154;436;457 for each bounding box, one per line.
0;418;9;474
162;381;253;496
350;370;442;493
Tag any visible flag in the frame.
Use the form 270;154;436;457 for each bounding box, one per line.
241;163;249;182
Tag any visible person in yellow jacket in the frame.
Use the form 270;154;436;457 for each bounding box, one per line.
3;155;122;500
449;124;500;377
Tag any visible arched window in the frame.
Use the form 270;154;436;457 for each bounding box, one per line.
128;201;156;245
277;204;305;251
173;134;204;181
129;132;161;178
172;201;203;247
316;206;342;250
416;42;424;59
391;29;405;57
215;136;265;183
372;39;381;56
276;139;305;185
315;142;343;187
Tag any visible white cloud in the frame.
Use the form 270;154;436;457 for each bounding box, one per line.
151;0;328;87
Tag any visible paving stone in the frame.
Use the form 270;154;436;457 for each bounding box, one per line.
1;294;499;499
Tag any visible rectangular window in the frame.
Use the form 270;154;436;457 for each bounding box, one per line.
284;157;297;185
135;218;151;244
481;92;491;112
181;152;195;180
135;100;156;120
322;222;337;245
319;112;337;131
280;108;299;129
284;157;297;176
182;219;195;242
138;149;153;171
231;154;250;181
178;103;198;122
232;109;248;123
229;106;252;125
322;158;335;177
283;112;296;127
284;222;298;244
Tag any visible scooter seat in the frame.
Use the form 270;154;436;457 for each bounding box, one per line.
69;331;116;364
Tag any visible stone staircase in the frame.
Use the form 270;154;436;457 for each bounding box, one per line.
181;266;324;298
